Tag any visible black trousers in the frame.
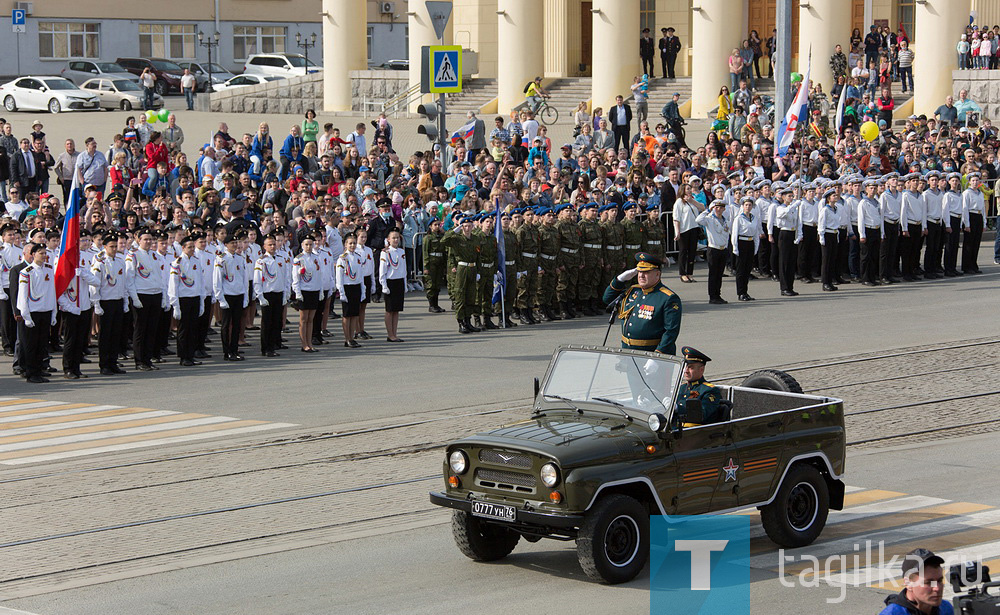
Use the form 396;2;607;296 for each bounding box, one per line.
219;294;244;358
641;55;654;77
860;232;881;284
0;296;15;352
944;216;963;274
706;247;726;300
612;127;630;152
260;291;284;353
797;225;820;279
132;292;162;367
677;228;699;276
121;303;133;355
962;212;984;273
769;234;780;277
924;221;943;273
98;299;124;370
778;230;797;292
197;296;212;351
849;225;861;277
757;236;772;275
821;233;839;285
735;240;755;296
176;296;201;362
900;223;923;277
21;310;51;379
662;53;677;79
62;308;90;374
837;228;850;281
879;221;900;280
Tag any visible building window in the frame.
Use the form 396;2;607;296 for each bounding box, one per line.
897;0;915;42
367;26;373;62
139;24;196;59
38;22;100;59
639;0;656;34
233;25;286;60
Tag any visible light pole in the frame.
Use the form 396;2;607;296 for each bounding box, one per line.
197;30;221;91
295;32;318;74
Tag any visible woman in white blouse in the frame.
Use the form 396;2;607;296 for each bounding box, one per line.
291;235;322;352
379;229;407;342
336;234;365;348
672;184;705;283
353;228;375;341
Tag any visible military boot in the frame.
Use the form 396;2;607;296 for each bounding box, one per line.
466;318;482;332
473;315;483;329
542;306;559;322
580;300;598;316
563;301;577;319
483;316;500;330
503;315;518;328
458;320;470;334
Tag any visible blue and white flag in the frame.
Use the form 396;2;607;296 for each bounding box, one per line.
775;56;812;156
492;205;505;306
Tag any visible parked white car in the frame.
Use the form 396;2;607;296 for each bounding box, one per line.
81;78;163;110
212;74;283;92
0;76;100;114
243;53;320;78
60;61;138;86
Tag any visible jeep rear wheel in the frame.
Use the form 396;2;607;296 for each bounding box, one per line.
451;511;520;561
577;494;648;584
741;369;803;394
760;464;829;548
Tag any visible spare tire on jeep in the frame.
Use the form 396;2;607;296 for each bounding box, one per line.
741;369;802;394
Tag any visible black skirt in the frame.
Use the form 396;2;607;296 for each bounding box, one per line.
361;275;372;304
341;284;362;317
384;277;405;312
299;289;320;311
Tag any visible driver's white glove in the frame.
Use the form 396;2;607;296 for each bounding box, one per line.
616;268;639;283
635;394;655;410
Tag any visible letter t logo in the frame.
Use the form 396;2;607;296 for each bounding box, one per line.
675;539;729;590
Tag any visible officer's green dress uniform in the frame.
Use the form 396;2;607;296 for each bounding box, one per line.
422;230;447;311
515;213;540;315
537;212;561;315
501;219;520;321
643;206;666;264
578;203;604;311
602;252;682;355
474;222;497;320
441;224;479;326
555;206;582;315
600;208;626;290
675;346;722;424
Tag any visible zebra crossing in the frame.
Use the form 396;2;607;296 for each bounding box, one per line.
0;396;296;465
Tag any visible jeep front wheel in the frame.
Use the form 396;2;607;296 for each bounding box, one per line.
760;464;829;548
577;494;648;584
451;511;520;561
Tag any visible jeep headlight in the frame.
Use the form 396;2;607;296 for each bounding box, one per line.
540;463;559;487
448;450;468;474
648;413;667;432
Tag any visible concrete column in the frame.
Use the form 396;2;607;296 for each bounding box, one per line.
914;0;967;115
497;0;544;115
322;0;366;112
798;0;850;91
408;1;454;111
544;0;570;78
591;0;640;111
972;1;1000;28
691;0;745;118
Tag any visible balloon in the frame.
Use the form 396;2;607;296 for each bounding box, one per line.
145;110;156;122
860;120;880;142
157;108;170;123
790;72;803;83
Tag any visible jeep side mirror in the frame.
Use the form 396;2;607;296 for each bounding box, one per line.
533;377;540;400
685;399;704;425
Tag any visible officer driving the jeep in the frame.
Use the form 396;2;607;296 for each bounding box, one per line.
676;346;722;425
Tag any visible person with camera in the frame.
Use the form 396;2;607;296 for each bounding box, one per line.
879;548;952;615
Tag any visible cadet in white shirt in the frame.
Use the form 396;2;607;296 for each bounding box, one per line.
57;230;98;379
379;229;407;341
731;197;761;302
899;173;928;281
354;228;375;340
857;179;884;286
168;235;205;366
336;233;366;348
292;234;323;353
192;231;215;358
17;243;56;383
773;185;803;296
313;232;335;347
695;201;730;304
817;188;841;291
922;171;945;278
91;230;129;375
254;233;287;357
942;172;967;276
125;228;168;371
213;231;249;361
0;223;21;355
961;172;985;274
878;173;903;283
796;183;820;283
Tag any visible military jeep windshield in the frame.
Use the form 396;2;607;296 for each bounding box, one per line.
542;348;683;415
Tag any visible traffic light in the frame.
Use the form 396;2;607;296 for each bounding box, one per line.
417;101;442;141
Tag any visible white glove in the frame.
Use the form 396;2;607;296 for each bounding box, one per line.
476;274;481;281
123;301;129;313
220;300;229;310
383;284;390;295
259;295;269;307
616;268;639;283
23;316;35;328
133;298;143;309
51;313;57;326
198;301;204;317
94;304;104;316
282;292;289;305
173;305;181;320
295;293;303;302
161;296;169;310
243;296;248;309
538;267;543;274
336;287;345;300
0;288;6;301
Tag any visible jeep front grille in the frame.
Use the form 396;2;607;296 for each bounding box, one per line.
475;468;536;493
478;449;532;469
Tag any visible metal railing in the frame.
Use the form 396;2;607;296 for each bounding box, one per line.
370;83;423;117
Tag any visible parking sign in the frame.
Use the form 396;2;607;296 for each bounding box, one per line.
12;9;25;33
428;45;461;94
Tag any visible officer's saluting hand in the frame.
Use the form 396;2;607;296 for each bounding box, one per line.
603;252;682;355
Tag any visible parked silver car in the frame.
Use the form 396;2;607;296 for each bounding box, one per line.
179;62;235;90
81;78;163;110
60;61;137;87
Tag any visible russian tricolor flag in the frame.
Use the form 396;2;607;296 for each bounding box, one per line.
54;175;82;296
775;56;812;157
450;121;475;145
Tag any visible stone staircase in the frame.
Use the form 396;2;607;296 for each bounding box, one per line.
445;78;497;117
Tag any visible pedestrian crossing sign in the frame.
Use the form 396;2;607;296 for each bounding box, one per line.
429;45;461;93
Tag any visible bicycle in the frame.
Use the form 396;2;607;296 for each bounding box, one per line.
531;97;560;125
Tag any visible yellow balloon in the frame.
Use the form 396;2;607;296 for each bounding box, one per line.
860;121;880;142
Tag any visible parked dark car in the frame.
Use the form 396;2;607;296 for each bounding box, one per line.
115;57;186;95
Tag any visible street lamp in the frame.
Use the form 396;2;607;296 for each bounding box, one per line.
197;30;221;91
295;32;318;74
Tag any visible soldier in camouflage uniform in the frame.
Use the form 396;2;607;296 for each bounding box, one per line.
622;201;646;269
600;203;626;298
577;202;604;316
422;218;447;313
555;204;582;319
499;210;519;328
643;202;666;265
474;212;499;330
441;216;481;334
515;208;540;324
444;214;461;306
536;208;562;322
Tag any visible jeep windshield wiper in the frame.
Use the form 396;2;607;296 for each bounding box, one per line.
542;394;583;414
591;397;633;422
